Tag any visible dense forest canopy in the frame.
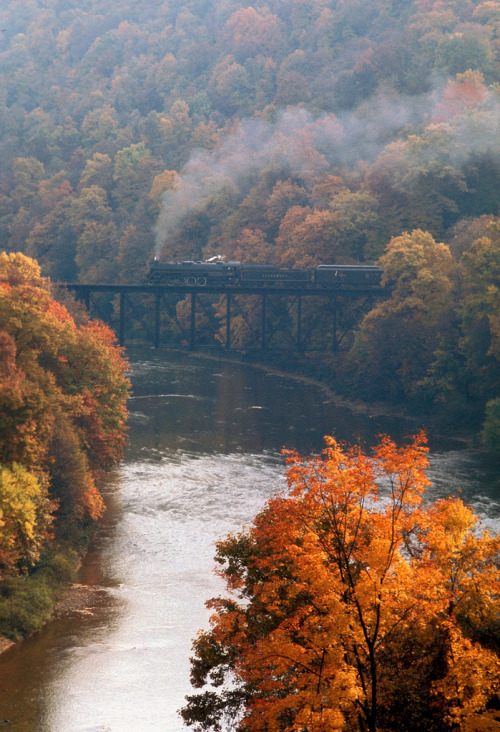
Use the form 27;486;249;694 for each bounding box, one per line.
0;0;498;277
0;0;499;445
0;252;129;625
0;0;498;718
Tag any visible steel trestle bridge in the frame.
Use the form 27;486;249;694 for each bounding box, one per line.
61;282;387;352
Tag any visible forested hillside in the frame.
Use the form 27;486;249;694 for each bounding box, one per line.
0;0;498;445
0;252;129;638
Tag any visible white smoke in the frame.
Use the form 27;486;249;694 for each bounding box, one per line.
154;89;500;255
154;108;337;254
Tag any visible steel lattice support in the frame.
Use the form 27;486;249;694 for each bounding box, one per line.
62;283;387;352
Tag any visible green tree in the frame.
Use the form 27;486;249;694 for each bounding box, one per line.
347;230;454;402
436;32;495;77
11;158;45;208
78;153;114;193
481;397;500;452
365;126;468;240
456;223;500;402
112;142;159;220
208;56;254;116
159;101;193;171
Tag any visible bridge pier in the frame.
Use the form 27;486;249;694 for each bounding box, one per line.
61;282;385;352
119;292;126;346
190;292;196;349
155;290;161;348
261;293;267;350
296;295;302;351
333;294;338;352
226;293;231;349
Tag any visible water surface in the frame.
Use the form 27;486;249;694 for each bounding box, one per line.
0;352;497;731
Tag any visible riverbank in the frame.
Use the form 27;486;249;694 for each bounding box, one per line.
0;350;497;729
53;582;106;618
173;349;417;418
0;637;14;654
183;349;475;448
0;580;106;658
0;543;94;655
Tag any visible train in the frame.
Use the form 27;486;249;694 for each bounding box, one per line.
145;259;382;288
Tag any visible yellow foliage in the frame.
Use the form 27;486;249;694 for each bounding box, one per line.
0;252;49;289
184;433;500;732
0;463;55;573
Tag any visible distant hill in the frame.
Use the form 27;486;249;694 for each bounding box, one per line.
0;0;497;280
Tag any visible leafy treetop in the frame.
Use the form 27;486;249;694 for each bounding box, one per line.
182;432;500;732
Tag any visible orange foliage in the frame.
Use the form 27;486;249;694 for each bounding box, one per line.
432;70;487;123
225;227;276;263
79;474;105;522
223;7;284;60
276;206;343;267
0;253;129;542
46;298;75;324
183;433;500;732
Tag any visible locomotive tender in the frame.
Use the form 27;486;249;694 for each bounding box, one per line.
145;259;382;288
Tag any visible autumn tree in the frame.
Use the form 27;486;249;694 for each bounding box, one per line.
25;179;77;282
275;206;343;268
0;252;129;550
347;230;454;402
222;7;285;63
182;433;500;732
265;179;310;238
432;70;487;123
225;228;273;263
0;463;55;575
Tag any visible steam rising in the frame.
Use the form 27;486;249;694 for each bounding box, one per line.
155;91;500;256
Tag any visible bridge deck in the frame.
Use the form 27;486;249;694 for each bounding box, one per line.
62;282;384;295
58;282;387;352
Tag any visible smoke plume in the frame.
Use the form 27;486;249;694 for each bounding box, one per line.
155;88;500;256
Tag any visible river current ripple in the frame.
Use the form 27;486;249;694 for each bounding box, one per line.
0;353;497;731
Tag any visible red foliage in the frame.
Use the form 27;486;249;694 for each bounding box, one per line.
432;70;487;123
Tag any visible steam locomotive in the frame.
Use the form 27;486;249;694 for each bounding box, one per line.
145;259;382;288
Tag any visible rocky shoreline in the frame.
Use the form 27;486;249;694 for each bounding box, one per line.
52;582;105;618
0;582;105;656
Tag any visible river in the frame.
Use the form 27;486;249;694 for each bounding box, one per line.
0;352;498;731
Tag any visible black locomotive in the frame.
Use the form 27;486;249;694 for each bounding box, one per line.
145;259;382;288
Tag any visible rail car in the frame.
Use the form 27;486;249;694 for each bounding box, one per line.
145;259;382;288
315;265;382;287
238;264;311;285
